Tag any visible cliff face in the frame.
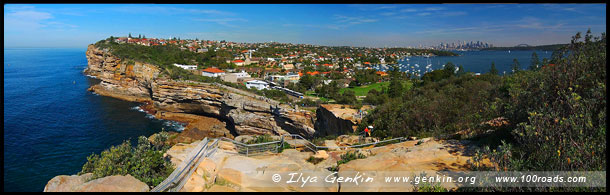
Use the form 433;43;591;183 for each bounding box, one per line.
151;79;315;137
314;104;364;137
85;45;159;102
84;45;315;138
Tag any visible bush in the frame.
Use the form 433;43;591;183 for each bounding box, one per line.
414;182;449;192
359;73;504;139
503;30;606;171
306;156;325;165
462;30;606;192
79;132;174;187
246;134;276;144
297;98;320;107
336;151;367;166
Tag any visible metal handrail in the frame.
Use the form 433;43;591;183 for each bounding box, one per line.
151;138;210;192
217;134;409;156
150;133;410;192
170;139;219;192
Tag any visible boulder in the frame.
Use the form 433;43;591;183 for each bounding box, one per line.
74;174;149;192
234;135;255;144
336;135;362;146
218;140;237;152
312;150;329;159
171;116;233;144
43;173;93;192
324;140;341;151
164;140;201;167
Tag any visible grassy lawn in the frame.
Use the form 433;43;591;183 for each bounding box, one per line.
340;80;412;96
304;91;332;102
302;80;412;102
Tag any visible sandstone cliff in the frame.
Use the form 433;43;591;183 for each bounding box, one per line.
84;45;315;138
314;104;372;137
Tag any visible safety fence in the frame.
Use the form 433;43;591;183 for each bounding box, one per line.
151;134;410;192
151;138;219;192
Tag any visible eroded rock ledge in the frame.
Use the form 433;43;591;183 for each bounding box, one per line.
84;45;315;138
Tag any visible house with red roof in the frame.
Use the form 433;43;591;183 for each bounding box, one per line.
376;71;388;77
233;59;246;66
201;67;226;77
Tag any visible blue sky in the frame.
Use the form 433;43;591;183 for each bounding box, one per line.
4;4;606;48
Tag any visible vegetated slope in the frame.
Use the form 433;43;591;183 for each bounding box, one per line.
358;30;606;174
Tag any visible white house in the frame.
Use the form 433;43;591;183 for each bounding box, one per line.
201;67;226;77
246;80;269;90
173;63;197;70
220;71;251;83
232;59;246;66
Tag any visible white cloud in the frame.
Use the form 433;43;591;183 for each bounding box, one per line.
193;18;247;28
113;5;233;16
400;8;417;12
4;7;53;30
424;7;445;11
4;5;80;34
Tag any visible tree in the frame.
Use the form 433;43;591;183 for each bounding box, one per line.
336;90;357;105
298;74;315;91
128;33;132;38
511;58;520;73
541;58;549;68
138;34;141;39
489;62;498;75
443;62;456;76
529;52;540;70
316;80;339;99
388;65;404;98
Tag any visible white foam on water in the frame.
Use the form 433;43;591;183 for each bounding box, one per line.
130;106;145;112
163;120;185;132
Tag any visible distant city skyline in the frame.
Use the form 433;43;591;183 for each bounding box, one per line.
4;4;607;48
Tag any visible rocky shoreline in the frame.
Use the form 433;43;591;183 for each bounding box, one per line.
83;44;316;139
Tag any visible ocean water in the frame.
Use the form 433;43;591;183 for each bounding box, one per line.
3;48;183;192
375;50;552;75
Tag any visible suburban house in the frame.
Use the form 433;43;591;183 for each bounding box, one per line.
233;59;246;66
267;75;285;83
201;67;226;77
282;63;294;70
246;80;269;90
173;63;198;70
244;58;259;65
220;71;251;83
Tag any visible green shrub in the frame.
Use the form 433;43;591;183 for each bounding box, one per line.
503;30;606;172
246;134;276;144
306;156;325;165
79;133;174;187
463;30;606;192
336;151;366;166
414;182;449;192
